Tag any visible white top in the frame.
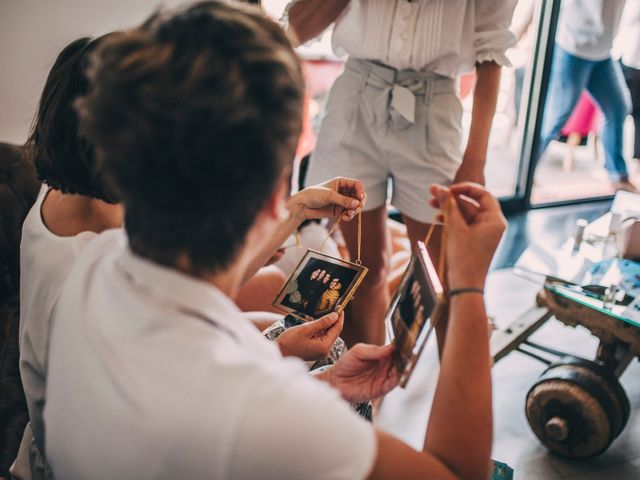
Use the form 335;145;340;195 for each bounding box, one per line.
618;0;640;68
19;187;97;454
328;0;517;76
556;0;627;61
45;229;376;480
274;221;341;277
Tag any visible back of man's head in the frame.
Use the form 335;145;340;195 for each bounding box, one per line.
77;0;304;274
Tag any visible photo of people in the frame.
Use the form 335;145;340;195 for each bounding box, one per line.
386;243;444;387
273;250;368;321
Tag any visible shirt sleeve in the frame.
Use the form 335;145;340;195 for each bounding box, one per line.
474;0;518;66
226;367;377;480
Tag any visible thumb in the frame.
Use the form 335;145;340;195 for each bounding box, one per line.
325;189;360;212
307;312;340;333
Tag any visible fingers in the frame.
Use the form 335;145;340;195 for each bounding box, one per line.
323;190;361;221
448;182;500;212
332;178;366;220
335;177;366;202
324;312;344;342
305;312;340;333
381;361;400;393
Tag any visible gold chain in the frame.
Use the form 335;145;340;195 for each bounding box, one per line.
355;210;362;265
318;209;363;266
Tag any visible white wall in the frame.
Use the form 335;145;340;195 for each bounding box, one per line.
0;0;186;144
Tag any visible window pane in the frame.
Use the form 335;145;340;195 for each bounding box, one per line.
530;0;639;204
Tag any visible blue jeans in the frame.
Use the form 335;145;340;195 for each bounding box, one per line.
537;44;632;180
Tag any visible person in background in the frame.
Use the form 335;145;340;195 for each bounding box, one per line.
286;0;517;346
16;35;124;480
44;2;505;478
536;0;635;191
619;0;640;161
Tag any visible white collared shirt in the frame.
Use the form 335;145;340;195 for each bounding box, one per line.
328;0;517;76
45;229;376;480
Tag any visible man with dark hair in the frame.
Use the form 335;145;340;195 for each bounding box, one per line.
45;2;506;479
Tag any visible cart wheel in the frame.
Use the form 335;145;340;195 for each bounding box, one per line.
525;357;630;458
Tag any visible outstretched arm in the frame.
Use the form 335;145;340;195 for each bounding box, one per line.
365;183;506;480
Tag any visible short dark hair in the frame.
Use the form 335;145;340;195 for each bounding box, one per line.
78;1;304;274
28;35;117;203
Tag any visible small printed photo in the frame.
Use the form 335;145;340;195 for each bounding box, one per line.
386;241;444;387
273;249;368;322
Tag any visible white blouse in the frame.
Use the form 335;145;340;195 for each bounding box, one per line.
329;0;517;77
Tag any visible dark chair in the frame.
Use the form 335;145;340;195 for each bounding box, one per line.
0;143;40;477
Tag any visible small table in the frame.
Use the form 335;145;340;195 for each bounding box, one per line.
491;281;640;459
490;200;640;458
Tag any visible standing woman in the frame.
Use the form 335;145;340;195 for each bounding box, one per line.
286;0;516;345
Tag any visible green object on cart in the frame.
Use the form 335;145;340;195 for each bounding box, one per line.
490;460;514;480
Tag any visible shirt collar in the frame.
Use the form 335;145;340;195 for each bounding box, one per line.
115;240;244;332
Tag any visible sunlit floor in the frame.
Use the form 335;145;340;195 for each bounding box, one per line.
376;203;640;479
532;143;640;204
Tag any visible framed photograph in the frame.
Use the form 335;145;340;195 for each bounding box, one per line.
272;249;368;322
386;241;444;387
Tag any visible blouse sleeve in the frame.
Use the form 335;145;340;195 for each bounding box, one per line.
474;0;518;66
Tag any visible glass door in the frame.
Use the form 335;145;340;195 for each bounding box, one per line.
523;0;638;206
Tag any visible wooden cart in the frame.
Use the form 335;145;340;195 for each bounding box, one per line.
491;282;640;458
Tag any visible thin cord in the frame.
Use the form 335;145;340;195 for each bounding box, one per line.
318;217;342;251
425;199;451;329
424;222;436;246
318;210;363;266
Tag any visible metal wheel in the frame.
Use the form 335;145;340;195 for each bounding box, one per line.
525;356;630;458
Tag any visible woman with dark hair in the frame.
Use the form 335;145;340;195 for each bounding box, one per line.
16;34;124;480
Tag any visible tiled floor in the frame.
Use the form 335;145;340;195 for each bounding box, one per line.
376;201;640;479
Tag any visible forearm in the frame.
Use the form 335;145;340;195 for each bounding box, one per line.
463;62;502;170
287;0;350;46
241;202;303;285
423;294;492;479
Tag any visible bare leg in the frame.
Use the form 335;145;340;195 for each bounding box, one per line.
402;214;447;357
340;205;390;346
387;249;411;295
563;132;581;173
236;265;287;314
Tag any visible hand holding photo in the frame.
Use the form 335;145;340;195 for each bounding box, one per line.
273;249;368;322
